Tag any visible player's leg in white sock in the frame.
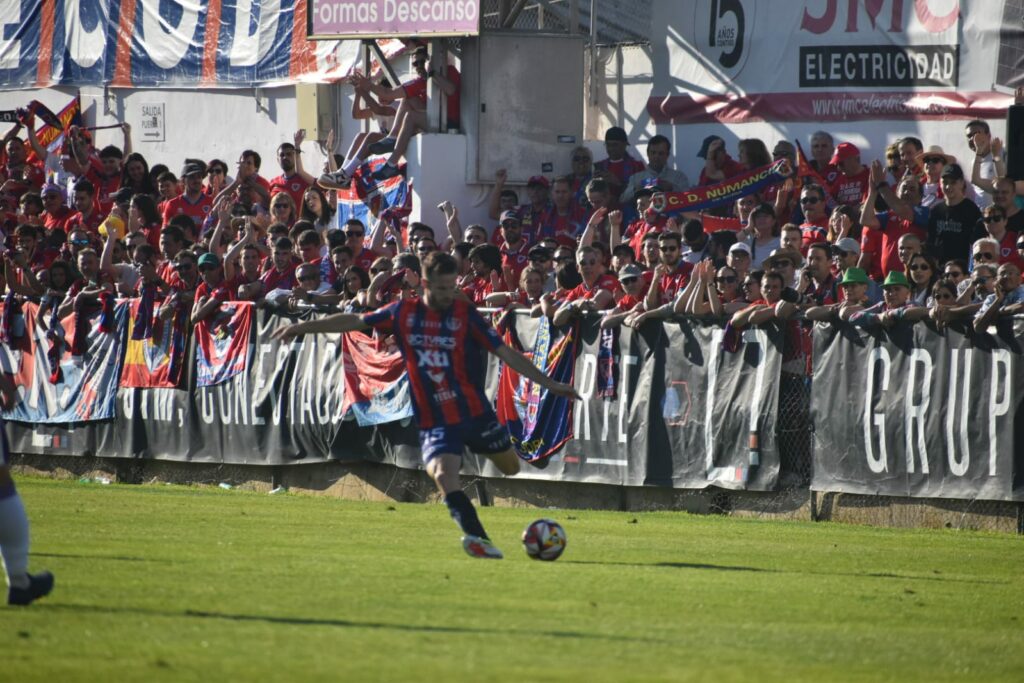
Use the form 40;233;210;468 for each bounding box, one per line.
0;474;31;590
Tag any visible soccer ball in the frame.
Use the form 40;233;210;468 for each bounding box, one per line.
522;519;567;561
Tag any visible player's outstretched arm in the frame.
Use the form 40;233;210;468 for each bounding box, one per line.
494;345;582;400
269;312;370;342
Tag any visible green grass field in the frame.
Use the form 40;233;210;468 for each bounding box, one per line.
2;477;1023;682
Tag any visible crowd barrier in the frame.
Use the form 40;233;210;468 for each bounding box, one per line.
1;301;1022;503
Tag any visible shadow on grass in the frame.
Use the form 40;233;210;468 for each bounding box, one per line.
564;560;1006;585
564;560;769;573
43;604;668;644
31;552;160;563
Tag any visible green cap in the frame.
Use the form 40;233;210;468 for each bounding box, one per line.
882;270;910;288
839;267;870;286
197;253;221;269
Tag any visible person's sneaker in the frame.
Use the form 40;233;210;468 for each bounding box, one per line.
7;571;54;606
372;164;402;181
317;170;350;190
367;137;397;155
462;535;503;559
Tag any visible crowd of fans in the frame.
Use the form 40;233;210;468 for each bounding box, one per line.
2;73;1024;360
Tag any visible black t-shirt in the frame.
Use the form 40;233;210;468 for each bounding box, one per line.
927;199;982;264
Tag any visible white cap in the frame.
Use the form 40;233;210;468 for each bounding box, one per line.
729;242;752;255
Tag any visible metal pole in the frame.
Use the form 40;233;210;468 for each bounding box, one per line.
589;0;598;106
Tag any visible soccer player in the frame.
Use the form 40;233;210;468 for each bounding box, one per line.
0;374;55;605
271;252;580;559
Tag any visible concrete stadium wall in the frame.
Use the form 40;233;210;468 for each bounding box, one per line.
11;453;1021;535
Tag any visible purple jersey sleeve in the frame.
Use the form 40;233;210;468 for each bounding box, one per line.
465;304;504;353
361;300;400;334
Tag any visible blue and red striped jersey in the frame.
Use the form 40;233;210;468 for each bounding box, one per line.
362;298;504;429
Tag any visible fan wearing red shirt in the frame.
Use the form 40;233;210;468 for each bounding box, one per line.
539;176;588;246
65;179;105;236
191;253;235;324
496;210;532;289
268;136;315;209
645;232;694;311
828;142;870;208
40;184;74;233
697;136;745;187
593;126;646;207
623;184;668;259
551;246;620;325
269;252;578;560
161;162;214;228
370;46;462;182
860;163;929;278
461;243;505;305
341;219;379;271
1;136;45;200
242;236;297;301
84;147;125;214
797;184;830;254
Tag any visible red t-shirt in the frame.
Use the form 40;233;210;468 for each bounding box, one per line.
564;273;620;309
260;265;296;293
799;217;830;254
595;154;646;199
462;275;503;305
1;160;45;199
352;247;379;272
161;192;214;228
872;207;929;277
402;65;462;129
500;239;531;283
654;261;694;305
43;206;75;233
829;167;870;207
269;174;310;211
83;157;121;214
66;208;106;236
698;156;745;187
624;216;668;260
540;204;588;247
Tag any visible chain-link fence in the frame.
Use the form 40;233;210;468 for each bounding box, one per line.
480;0;651;45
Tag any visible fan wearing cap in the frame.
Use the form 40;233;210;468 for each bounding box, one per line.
600;263;648;329
593;126;646;208
539;176;589;247
161;161;214;228
845;271;928;328
860;160;929;280
697;136;744;187
496;210;532;289
806;267;873;322
620;135;690;205
190;253;233;323
831;237;882;304
622;178;669;259
925;163;982;265
914;144;956;208
827;142;870;208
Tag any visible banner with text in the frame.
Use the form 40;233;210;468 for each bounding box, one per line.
647;1;1017;123
810;319;1024;501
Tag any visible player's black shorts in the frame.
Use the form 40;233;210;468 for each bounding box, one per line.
418;409;512;463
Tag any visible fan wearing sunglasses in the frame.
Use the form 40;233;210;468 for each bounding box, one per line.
551;246;618;325
974;262;1024;331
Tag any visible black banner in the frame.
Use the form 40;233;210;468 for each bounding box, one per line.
811;319;1024;502
6;308;1024;501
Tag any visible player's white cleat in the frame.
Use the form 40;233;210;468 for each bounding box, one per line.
462;535;503;559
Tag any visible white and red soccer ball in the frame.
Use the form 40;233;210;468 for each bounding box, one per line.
522;518;567;561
